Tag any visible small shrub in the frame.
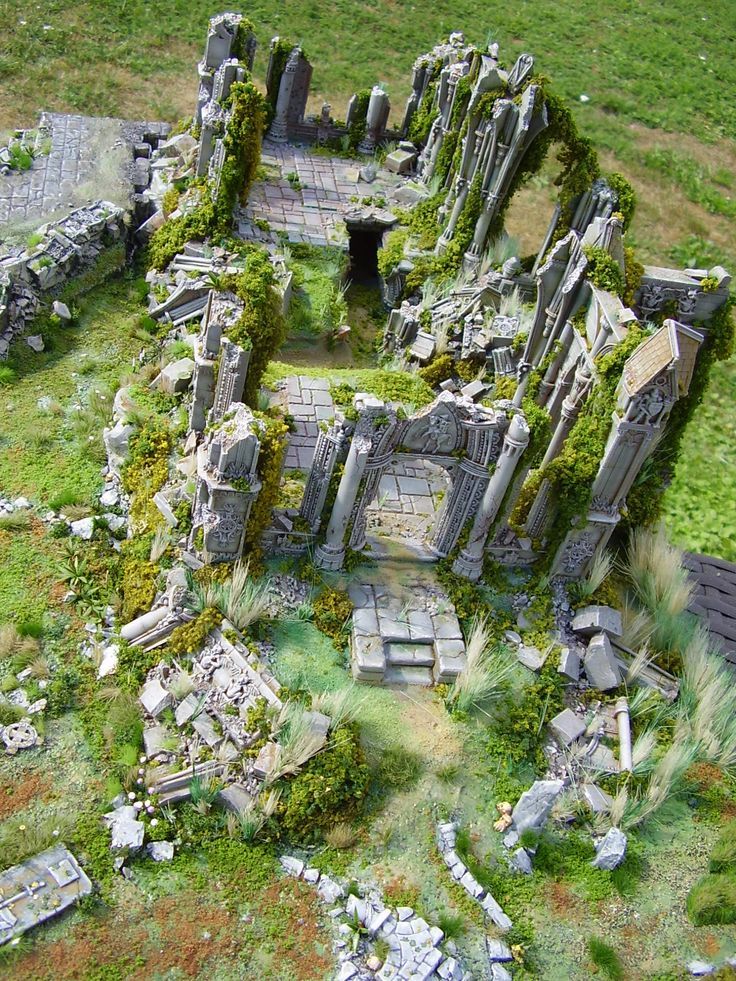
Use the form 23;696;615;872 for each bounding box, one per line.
687;873;736;926
0;365;16;386
313;587;353;648
325;822;358;850
710;820;736;874
586;937;624;980
436;910;466;939
0;511;31;532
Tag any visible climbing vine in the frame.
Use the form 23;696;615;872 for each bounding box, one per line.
226;249;287;406
242;412;289;561
148;80;266;270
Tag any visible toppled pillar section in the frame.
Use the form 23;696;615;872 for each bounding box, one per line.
192;403;263;562
268;44;313;143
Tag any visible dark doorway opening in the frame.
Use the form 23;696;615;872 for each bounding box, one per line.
347;226;382;286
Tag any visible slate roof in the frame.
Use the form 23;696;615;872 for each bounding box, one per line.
684;552;736;664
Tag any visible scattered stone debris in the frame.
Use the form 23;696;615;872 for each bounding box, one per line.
436;822;513;933
280;853;472;979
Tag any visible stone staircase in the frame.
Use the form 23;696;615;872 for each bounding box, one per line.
349;582;466;686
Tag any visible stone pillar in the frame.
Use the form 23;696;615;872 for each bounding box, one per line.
540;361;592;467
268;47;300;143
453;414;530;580
209;338;250;423
314;436;371;570
358;86;390;155
300;423;345;531
537;322;573;407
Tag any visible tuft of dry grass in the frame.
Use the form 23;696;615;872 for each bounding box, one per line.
325;822;357;850
447;617;515;715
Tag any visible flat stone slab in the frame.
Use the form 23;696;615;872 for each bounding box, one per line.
385;642;436;667
584;632;622;691
0;846;92;944
549;708;587;746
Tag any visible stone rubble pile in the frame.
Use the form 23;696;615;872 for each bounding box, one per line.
279;856;472;980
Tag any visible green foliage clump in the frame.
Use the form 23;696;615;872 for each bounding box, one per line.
510;325;646;559
587;937;624;980
377;227;408;278
709;819;736;873
345;88;370;149
242;413;289;561
148;81;266;271
168;607;222;656
121;418;172;533
419;353;454;388
119;552;158;623
227;251;287;405
606;172;637;230
584;245;625;297
313;587;353;647
687;873;736;926
277;723;369;839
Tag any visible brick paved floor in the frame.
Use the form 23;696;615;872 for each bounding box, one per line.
238;141;403;247
283;374;335;470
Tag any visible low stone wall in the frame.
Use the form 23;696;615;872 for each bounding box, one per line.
0;200;126;357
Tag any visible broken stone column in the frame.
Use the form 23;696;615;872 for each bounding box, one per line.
453;413;530;580
615;697;632;772
209;337;251;424
197;100;227;177
268;46;302;143
540;359;593;467
300;422;346;531
358;86;391;155
193;403;263;563
314;435;371;570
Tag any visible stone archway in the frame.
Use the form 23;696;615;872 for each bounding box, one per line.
363;453;455;559
313;391;517;571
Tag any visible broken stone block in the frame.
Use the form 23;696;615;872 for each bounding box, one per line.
582;783;613;814
280;855;304;877
317;874;344;904
510;848;533;875
103;420;134;477
26;334;44;352
572;605;623;638
352;606;379;636
549;708;586;746
175;692;202;726
139;678;172;718
110;818;145;853
218;783;253;814
146;840;174;861
487;939;513;962
142;725;170;759
517;644;546;671
253;741;280;780
384;148;416;174
491;964;512;981
153;491;178;527
192;711;221;746
584;633;622;691
70;516;95;540
153;357;195;395
591;827;627;870
558;646;581;681
511;779;565;833
97;644;119;678
52;300;72;321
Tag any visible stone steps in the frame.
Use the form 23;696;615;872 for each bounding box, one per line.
382;665;434;686
385;641;435;667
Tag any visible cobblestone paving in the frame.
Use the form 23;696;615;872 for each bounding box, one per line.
238;141;402;246
367;458;449;538
0;113;138;228
283;374;334;470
